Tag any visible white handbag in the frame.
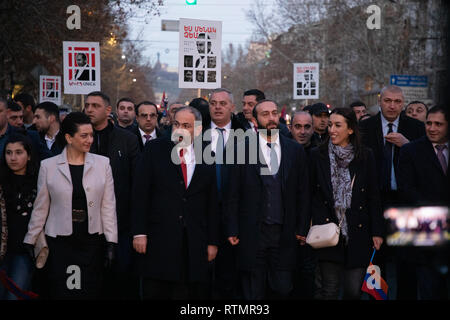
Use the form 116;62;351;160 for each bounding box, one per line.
306;175;355;249
306;219;342;249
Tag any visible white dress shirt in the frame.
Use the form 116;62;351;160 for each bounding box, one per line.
176;142;196;188
210;121;232;153
259;133;281;174
380;112;400;190
45;130;59;150
139;127;157;146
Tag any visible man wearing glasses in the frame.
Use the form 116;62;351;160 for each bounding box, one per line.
134;101;161;151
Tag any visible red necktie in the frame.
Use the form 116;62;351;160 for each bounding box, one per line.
180;149;187;189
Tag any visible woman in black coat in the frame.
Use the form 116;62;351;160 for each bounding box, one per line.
308;108;384;300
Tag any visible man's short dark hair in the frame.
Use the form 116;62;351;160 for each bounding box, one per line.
7;101;22;112
116;97;135;109
35;102;60;123
427;105;448;123
87;91;111;106
135;101;158;115
252;99;278;119
406;100;428;110
244;89;265;102
13;93;36;112
349;100;366;109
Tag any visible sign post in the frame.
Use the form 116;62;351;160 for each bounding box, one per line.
390;75;428;105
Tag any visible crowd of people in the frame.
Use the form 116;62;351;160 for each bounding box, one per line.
0;85;448;300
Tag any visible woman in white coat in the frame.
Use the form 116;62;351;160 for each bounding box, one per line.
24;112;117;299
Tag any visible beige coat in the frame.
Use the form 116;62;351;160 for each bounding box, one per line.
24;148;118;245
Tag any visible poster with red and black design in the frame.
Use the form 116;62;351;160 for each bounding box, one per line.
39;75;61;105
63;41;100;94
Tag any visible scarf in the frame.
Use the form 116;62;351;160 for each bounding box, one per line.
329;140;354;243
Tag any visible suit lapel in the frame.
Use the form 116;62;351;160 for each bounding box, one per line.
252;134;265;180
424;137;446;175
279;135;292;189
83;153;94;177
56;148;72;183
374;113;384;154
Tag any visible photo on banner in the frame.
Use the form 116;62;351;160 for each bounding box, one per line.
293;63;319;100
178;18;222;89
63;41;101;94
39;75;62;105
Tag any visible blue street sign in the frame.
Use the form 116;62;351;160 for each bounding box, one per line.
390;75;428;87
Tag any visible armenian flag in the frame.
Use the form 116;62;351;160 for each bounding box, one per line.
361;249;388;300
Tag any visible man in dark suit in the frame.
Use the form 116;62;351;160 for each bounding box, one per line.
134;101;161;151
359;85;425;207
397;105;449;299
33;102;64;156
226;99;310;300
398;105;449;206
84;91;140;299
359;85;425;300
288;110;319;299
202;88;244;299
132;106;219;299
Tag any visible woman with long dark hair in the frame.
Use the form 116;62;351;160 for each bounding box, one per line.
24;112;117;299
308;107;384;300
0;134;38;299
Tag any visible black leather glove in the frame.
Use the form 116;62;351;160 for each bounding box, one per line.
23;243;35;263
104;242;116;269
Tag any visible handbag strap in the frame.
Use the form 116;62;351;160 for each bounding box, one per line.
351;174;356;190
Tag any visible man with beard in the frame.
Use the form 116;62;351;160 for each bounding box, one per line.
33;102;63;155
226;99;310;299
131;106;219;299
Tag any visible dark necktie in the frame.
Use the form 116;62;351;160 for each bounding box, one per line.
144;134;151;144
384;123;394;190
435;144;448;174
267;142;279;175
180;149;187;189
215;128;225;193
